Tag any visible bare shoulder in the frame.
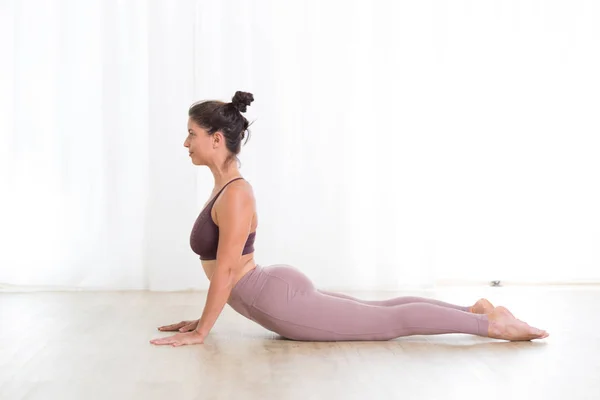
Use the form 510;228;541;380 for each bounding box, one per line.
214;179;256;215
224;179;255;201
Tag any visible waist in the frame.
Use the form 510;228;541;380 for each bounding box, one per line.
202;256;257;286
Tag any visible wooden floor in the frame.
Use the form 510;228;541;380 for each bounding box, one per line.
1;285;599;400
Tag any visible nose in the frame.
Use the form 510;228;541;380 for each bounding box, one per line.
183;138;189;148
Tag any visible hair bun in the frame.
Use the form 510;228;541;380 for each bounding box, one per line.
231;91;254;113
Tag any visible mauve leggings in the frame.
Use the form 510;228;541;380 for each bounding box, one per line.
227;264;489;341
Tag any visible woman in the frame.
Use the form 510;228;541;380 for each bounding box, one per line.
150;91;548;347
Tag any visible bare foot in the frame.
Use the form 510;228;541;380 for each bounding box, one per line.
487;306;549;341
470;298;495;314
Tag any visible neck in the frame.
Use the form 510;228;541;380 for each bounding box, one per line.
208;161;242;188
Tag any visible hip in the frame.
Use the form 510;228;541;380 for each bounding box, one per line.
227;263;315;318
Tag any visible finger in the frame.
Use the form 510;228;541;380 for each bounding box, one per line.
158;322;187;331
151;339;176;346
150;337;178;345
158;322;185;331
179;323;196;332
158;325;175;331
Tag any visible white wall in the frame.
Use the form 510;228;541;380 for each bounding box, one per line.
0;0;598;291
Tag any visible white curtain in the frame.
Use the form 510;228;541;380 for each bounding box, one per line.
1;0;599;291
0;0;202;291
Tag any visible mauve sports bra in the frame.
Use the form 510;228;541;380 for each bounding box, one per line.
190;177;256;261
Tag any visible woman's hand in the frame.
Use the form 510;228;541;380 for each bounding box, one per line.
157;320;199;332
150;330;205;347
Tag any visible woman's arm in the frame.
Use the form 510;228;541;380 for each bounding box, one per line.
194;183;255;338
149;182;254;347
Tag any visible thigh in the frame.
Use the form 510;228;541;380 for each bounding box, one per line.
318;290;383;305
252;289;395;341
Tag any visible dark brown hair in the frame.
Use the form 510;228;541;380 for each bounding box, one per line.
188;91;254;168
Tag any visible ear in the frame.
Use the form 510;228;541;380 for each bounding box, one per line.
213;131;224;146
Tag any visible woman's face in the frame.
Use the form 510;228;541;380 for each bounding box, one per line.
184;118;214;166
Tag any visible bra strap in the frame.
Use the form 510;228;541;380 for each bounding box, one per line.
210;177;245;204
